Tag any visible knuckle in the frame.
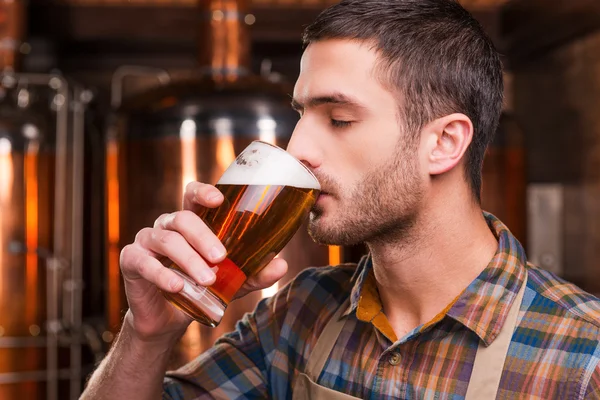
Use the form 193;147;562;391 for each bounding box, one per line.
179;209;196;219
195;183;214;198
136;256;148;277
184;252;200;268
185;181;199;193
119;245;132;268
198;229;219;248
153;213;170;228
157;267;171;286
158;230;178;245
171;211;190;229
134;227;153;243
120;245;144;275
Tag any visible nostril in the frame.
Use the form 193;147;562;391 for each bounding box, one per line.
301;160;313;170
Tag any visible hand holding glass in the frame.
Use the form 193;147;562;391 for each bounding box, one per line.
162;141;321;327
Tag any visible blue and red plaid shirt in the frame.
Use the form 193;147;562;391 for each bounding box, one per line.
163;213;600;399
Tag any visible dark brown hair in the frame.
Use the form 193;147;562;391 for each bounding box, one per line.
303;0;504;201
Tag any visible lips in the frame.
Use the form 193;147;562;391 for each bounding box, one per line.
317;192;332;203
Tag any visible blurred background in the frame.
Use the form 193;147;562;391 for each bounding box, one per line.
0;0;599;398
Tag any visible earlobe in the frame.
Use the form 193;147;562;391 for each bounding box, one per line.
428;114;473;176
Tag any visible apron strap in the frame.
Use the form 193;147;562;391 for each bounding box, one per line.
304;299;350;382
465;272;528;400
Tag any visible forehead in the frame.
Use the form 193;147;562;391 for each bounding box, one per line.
294;39;393;104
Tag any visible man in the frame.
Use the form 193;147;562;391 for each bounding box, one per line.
82;0;600;398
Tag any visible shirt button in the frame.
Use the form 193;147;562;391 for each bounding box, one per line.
388;352;401;366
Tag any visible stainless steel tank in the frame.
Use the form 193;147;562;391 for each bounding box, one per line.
105;0;340;366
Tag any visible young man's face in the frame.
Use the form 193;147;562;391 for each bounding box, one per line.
288;39;426;246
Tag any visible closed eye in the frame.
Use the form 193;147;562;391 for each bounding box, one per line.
331;119;352;128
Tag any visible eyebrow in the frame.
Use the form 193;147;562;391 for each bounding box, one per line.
291;93;367;112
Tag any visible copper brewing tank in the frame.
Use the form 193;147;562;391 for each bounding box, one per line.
0;75;55;400
0;2;97;399
481;112;527;245
105;0;339;364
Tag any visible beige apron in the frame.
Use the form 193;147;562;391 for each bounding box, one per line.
292;273;527;400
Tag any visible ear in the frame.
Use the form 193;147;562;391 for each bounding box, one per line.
423;113;473;176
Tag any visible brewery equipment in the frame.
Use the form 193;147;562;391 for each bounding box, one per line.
99;0;526;372
0;1;98;399
481;112;527;245
105;0;338;364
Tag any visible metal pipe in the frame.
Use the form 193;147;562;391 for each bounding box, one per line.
0;337;47;347
0;369;73;385
110;65;170;109
0;71;71;400
106;67;170;336
48;73;69;400
68;84;87;400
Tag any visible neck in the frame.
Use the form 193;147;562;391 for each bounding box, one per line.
367;189;498;339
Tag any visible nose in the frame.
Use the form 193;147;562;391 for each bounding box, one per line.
286;118;322;171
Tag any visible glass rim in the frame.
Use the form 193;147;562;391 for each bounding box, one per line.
251;140;320;188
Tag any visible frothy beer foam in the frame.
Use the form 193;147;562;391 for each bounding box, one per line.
218;141;321;190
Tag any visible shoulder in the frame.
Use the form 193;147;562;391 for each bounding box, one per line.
503;264;600;396
256;264;356;325
518;263;600;376
250;264;357;373
285;264;357;302
526;263;600;330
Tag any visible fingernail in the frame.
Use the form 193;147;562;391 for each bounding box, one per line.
209;246;226;261
199;268;216;285
207;191;223;202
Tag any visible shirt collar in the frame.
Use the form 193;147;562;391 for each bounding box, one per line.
342;256;400;342
343;255;372;317
446;212;527;346
341;212;528;346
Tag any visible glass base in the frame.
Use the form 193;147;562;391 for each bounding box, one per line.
169;269;226;327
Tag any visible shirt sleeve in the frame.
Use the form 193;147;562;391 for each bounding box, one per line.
160;266;349;400
162;303;272;400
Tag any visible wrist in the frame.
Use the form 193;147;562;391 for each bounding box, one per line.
122;311;184;353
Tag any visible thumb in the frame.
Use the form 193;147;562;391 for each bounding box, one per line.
234;257;288;299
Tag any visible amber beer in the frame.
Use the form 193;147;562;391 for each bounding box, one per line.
163;141;320;327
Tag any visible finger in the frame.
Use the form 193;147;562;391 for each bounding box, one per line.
153;213;170;228
235;257;288;299
137;227;217;286
120;245;184;294
183;181;224;212
155;210;226;265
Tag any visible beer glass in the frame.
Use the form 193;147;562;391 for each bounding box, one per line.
162;141;321;327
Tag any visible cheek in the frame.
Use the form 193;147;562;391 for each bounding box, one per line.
323;121;403;192
363;127;404;165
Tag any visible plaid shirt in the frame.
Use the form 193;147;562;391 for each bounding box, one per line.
163;213;600;399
